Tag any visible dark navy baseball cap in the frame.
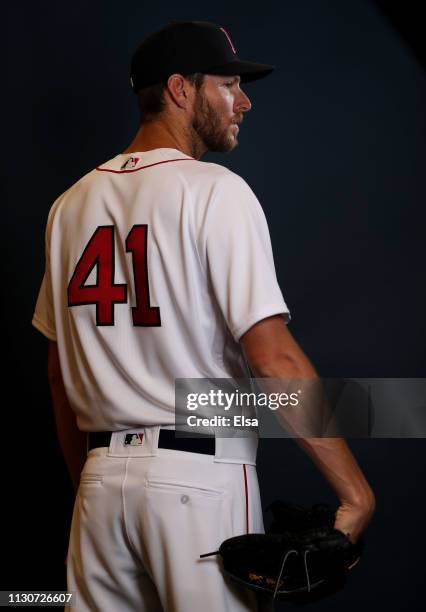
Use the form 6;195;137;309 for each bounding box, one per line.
130;20;275;93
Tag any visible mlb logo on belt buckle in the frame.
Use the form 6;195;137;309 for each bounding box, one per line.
124;433;144;446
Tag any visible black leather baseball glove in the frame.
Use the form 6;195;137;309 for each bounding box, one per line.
200;500;364;604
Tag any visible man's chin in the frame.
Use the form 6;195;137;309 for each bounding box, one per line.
202;133;239;153
226;138;238;152
215;137;239;153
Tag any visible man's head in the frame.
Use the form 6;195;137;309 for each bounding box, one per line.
137;72;251;153
129;21;273;156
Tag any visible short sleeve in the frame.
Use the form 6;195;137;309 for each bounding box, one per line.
203;173;290;342
32;211;57;341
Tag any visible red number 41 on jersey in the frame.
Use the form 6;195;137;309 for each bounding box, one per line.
67;225;161;327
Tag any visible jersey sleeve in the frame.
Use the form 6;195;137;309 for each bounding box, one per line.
203;172;290;342
32;208;57;341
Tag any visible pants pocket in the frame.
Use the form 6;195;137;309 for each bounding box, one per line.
79;473;104;487
145;478;224;498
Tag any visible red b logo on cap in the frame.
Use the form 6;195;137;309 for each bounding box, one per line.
220;27;236;54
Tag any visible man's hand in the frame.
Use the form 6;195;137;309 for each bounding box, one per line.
334;496;376;544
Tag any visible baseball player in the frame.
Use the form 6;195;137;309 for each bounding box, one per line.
32;20;375;612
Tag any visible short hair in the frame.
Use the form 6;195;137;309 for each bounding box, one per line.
136;73;205;124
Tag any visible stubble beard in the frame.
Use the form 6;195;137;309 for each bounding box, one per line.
190;89;238;154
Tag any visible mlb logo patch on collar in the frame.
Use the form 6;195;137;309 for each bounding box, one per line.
124;433;144;446
120;156;140;170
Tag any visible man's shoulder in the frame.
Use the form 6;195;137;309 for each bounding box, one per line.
184;159;253;193
43;166;99;226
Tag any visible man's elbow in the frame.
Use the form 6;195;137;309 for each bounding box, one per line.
240;315;318;380
249;353;312;379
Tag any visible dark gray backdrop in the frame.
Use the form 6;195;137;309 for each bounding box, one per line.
4;1;425;610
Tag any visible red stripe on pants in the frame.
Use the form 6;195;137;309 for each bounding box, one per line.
243;464;249;533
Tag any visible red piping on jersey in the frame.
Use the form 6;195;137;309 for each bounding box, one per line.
243;464;249;534
95;157;195;174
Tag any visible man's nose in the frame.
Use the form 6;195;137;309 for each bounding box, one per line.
236;88;252;113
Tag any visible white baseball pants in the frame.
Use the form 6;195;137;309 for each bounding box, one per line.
67;429;270;612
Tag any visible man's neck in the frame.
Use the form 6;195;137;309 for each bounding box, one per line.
122;119;206;160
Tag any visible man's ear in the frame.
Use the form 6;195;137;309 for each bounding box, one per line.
166;74;191;109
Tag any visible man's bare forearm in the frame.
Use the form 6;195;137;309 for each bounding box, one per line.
49;386;87;492
251;355;374;508
241;316;375;541
48;342;87;493
49;380;87;493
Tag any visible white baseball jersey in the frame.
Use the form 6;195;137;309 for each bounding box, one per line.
32;147;289;431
